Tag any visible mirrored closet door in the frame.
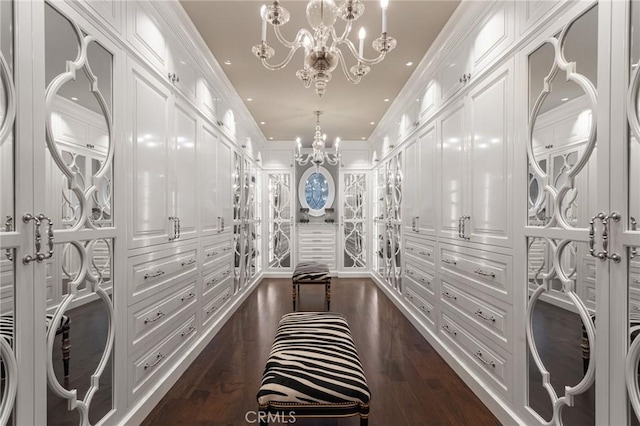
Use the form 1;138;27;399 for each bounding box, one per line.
0;1;119;424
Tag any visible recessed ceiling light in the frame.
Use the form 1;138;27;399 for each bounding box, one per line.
180;61;186;65
269;137;274;140
71;97;78;101
384;98;390;102
224;60;232;65
561;97;569;101
370;121;375;125
260;121;266;125
247;98;253;102
362;137;366;140
406;61;414;67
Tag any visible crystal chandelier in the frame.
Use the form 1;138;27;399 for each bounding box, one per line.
295;111;341;167
252;0;397;97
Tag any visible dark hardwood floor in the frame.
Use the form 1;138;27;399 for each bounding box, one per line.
142;278;500;426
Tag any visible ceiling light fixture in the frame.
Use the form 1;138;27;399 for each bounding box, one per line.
295;110;341;167
384;98;389;102
224;60;232;65
253;0;397;97
405;61;413;66
71;97;78;101
247;98;253;101
260;121;266;125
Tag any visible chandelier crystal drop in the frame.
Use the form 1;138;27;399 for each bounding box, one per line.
295;111;341;167
252;0;397;97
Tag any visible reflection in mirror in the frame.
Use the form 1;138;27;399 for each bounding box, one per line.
45;4;114;425
0;0;14;236
630;0;640;229
527;6;598;229
374;168;385;276
0;248;16;425
343;173;366;268
628;245;640;425
527;238;595;424
268;174;291;268
233;152;242;291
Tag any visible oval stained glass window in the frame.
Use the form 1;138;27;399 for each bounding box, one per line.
305;172;329;210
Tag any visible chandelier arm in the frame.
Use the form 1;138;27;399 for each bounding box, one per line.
260;46;302;71
339;38;387;66
335;49;363;85
330;20;353;45
274;25;313;49
295;153;312;166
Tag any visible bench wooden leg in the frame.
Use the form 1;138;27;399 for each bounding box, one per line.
292;282;297;311
360;414;368;426
326;283;331;311
61;323;71;379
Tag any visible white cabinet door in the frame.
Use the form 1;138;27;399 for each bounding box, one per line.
439;102;465;239
200;122;219;236
126;2;168;73
416;123;437;234
466;61;512;246
129;62;173;248
168;38;198;103
438;40;471;103
403;138;418;234
173;102;198;240
217;140;233;234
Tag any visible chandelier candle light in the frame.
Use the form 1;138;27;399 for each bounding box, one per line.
252;0;397;97
295;111;341;167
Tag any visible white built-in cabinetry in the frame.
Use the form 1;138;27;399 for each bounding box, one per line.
296;224;338;271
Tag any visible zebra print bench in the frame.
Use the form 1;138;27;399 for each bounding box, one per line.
292;262;331;311
257;312;370;425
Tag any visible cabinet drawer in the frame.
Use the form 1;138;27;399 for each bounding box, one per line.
405;238;435;267
439;244;511;301
404;287;436;329
130;314;197;398
129;245;198;305
440;312;511;396
203;238;233;269
440;279;510;349
129;280;197;354
202;283;233;328
404;261;435;298
203;264;233;301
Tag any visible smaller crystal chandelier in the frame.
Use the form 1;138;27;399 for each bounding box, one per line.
252;0;397;97
295;111;341;167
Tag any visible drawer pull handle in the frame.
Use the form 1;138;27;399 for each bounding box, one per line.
223;270;232;276
420;305;430;314
144;311;165;324
633;305;640;312
207;251;219;258
206;306;218;315
633;279;640;284
474;351;496;368
144;353;164;370
181;292;195;302
475;310;496;322
419;278;430;285
144;270;165;280
442;291;457;300
442;258;457;265
181;326;196;337
419;251;430;256
222;293;231;301
223;246;232;252
442;324;457;336
407;270;414;275
407;247;415;251
474;269;496;278
181;259;196;267
206;278;218;286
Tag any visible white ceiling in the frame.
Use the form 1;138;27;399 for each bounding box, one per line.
181;0;459;146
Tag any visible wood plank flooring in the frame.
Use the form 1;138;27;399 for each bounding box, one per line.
142;278;500;426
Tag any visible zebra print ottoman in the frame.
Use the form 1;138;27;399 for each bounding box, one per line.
292;262;331;311
257;312;370;425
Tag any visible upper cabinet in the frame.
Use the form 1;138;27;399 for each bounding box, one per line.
439;60;513;248
404;123;437;236
438;2;514;105
126;2;170;73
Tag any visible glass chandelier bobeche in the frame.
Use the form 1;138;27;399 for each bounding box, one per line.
295;111;341;167
252;0;397;97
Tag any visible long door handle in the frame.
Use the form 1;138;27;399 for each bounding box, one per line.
589;212;621;262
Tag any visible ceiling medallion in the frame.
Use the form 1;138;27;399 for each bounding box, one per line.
252;0;397;97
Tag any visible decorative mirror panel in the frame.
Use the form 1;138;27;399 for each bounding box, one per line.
525;5;598;424
267;173;291;269
44;3;115;424
343;173;366;268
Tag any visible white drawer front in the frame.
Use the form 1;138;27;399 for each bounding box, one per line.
404;287;435;328
440;312;511;396
404;262;435;299
405;238;435;267
203;265;233;301
129;280;197;353
129;246;198;305
130;314;197;397
440;244;511;301
203;238;233;270
202;283;233;328
440;280;510;349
